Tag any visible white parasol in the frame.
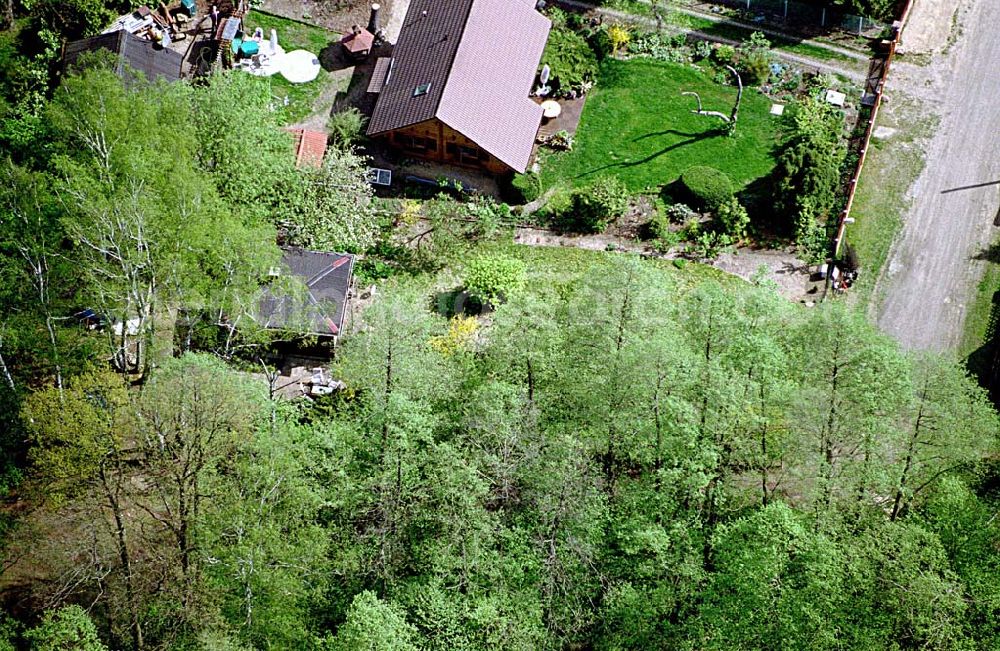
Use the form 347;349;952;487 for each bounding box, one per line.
279;50;321;83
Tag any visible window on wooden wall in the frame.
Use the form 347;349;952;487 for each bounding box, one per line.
394;133;437;152
446;142;487;166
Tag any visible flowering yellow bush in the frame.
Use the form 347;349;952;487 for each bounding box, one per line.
607;24;631;57
398;199;423;226
430;315;479;356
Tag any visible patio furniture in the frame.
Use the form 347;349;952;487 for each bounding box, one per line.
279;50;321;83
541;100;561;119
240;40;260;57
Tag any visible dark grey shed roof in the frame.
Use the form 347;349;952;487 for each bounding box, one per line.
367;0;551;173
258;249;354;338
63;30;185;82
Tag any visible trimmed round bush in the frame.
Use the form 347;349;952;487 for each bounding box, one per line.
679;166;734;212
464;253;527;303
570;176;630;233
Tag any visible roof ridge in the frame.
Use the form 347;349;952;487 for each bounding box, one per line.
115;29;129;78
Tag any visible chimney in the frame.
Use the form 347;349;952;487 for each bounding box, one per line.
368;3;381;34
352;24;361;36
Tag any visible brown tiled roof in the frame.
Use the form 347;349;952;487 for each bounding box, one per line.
340;27;374;53
366;0;550;173
285;128;328;168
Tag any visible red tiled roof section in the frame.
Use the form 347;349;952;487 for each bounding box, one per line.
437;0;551;172
285;128;328;168
366;0;551;173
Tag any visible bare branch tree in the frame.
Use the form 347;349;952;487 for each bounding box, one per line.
682;65;744;127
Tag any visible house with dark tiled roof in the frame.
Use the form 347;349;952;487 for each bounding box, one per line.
366;0;551;175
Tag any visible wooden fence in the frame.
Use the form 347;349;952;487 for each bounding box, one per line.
831;0;915;259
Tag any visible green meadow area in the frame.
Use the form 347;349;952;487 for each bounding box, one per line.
541;58;785;193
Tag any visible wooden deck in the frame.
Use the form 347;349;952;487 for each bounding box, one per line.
535;94;588;140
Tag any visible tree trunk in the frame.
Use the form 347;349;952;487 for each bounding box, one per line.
818;337;843;515
759;384;769;507
100;466;143;651
0;342;14;391
891;384;927;521
1;0;12;30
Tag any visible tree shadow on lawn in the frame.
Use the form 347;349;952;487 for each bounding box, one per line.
575;127;725;181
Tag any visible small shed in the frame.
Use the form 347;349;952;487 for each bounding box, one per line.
63;30;185;82
340;25;374;61
258;249;355;339
284;128;329;168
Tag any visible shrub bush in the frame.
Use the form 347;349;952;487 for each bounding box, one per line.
693;40;713;61
538;182;574;223
540;27;599;92
512;172;542;204
679;166;734;212
736;32;772;85
629;32;691;64
713;44;736;65
716;196;750;238
327;107;367;149
464;253;527;303
649;202;695;248
570;176;630;233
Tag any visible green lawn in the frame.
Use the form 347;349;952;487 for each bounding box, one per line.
540;58;784;193
242;11;341;123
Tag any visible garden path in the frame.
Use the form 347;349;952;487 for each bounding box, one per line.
555;0;867;82
632;0;870;62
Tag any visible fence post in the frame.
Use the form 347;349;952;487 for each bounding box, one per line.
747;0;750;10
784;0;788;18
821;7;826;26
858;16;863;34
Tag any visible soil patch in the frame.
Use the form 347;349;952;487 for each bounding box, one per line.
255;0;392;32
897;0;959;55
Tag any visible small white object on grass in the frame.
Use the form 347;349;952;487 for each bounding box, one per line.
824;90;847;107
280;50;321;83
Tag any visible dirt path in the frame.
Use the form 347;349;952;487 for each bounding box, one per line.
555;0;868;82
514;227;813;300
872;0;1000;351
637;0;871;62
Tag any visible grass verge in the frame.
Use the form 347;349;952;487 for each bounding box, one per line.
539;58;783;193
845;93;936;305
961;245;1000;361
242;11;339;124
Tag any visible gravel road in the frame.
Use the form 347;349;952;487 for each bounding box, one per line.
873;0;1000;351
